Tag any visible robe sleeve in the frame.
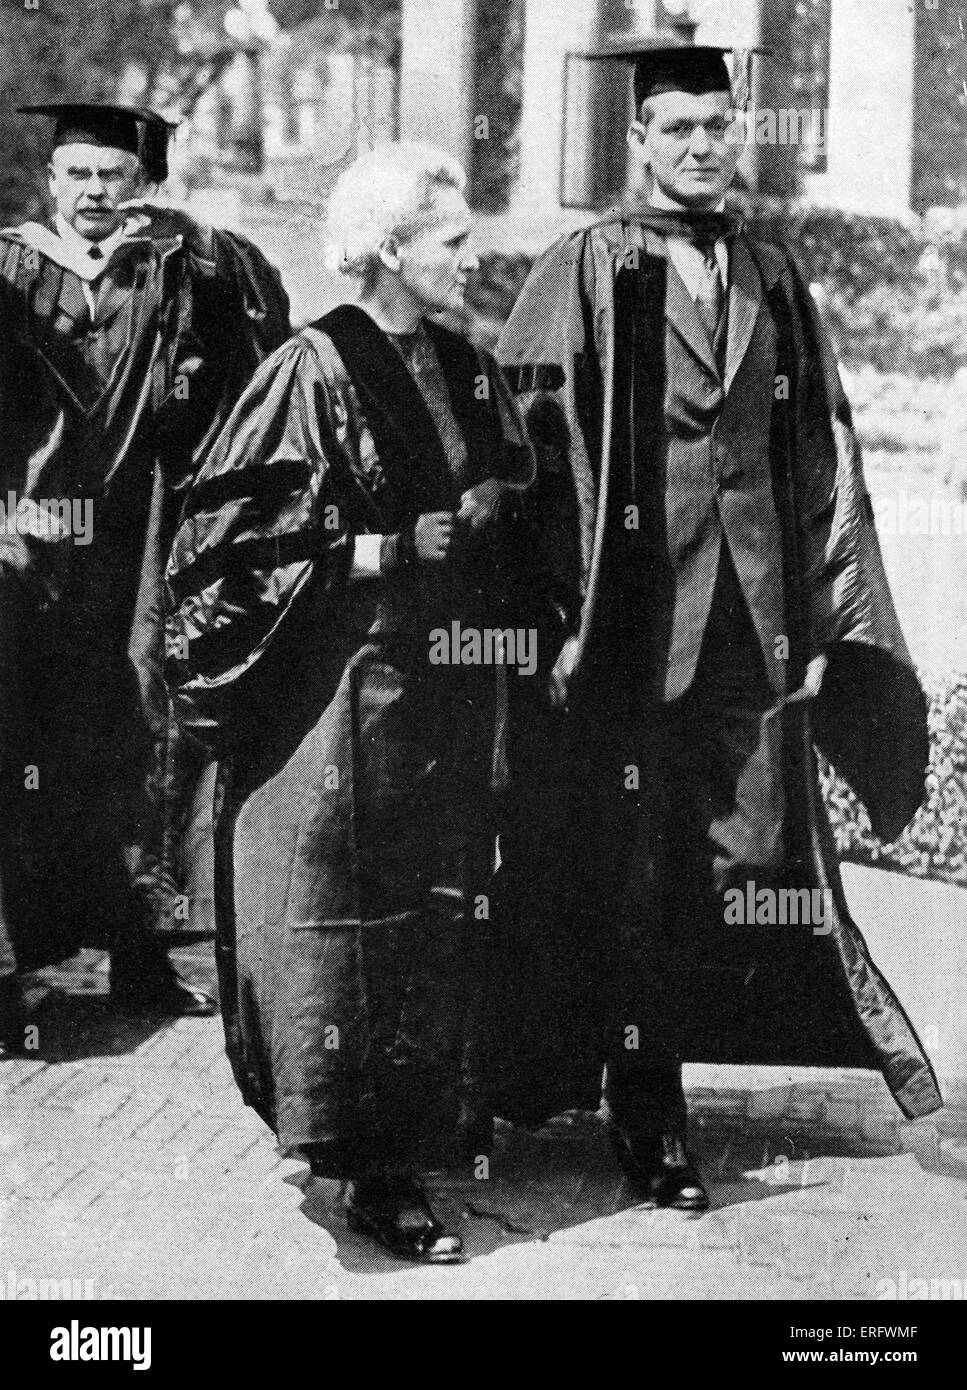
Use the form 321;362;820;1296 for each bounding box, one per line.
164;331;351;749
185;227;291;363
153;228;292;504
496;231;604;639
776;247;929;841
482;346;537;490
474;348;570;657
777;250;913;669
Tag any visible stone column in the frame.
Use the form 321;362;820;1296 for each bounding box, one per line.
399;0;478;170
824;0;915;216
511;0;602;222
222;47;265;175
691;0;767;193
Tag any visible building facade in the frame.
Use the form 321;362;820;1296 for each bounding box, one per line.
188;0;946;230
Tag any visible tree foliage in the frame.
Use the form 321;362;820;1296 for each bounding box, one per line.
0;0;402;223
0;1;236;222
267;0;400;66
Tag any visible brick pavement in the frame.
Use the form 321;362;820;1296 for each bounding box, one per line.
1;944;966;1301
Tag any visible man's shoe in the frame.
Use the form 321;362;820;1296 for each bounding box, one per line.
611;1127;710;1212
109;970;216;1018
650;1132;710;1211
346;1176;466;1264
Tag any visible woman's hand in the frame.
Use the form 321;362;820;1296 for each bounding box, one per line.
457;478;507;533
413;511;455;563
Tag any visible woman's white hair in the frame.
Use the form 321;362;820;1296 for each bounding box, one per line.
326;141;466;291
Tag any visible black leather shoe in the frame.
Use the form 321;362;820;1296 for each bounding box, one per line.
346;1176;466;1264
109;970;216;1018
611;1127;710;1212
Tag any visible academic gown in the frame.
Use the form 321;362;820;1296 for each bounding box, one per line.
165;306;535;1171
492;215;942;1124
0;222;290;968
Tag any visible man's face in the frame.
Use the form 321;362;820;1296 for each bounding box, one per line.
48;143;144;241
393;186;480;315
630;89;741;209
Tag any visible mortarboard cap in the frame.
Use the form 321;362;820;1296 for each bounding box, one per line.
18;103;177;183
582;39;766;112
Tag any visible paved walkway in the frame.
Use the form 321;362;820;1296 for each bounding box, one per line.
2;926;966;1302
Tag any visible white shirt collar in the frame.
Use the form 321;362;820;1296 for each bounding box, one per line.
54;213;126;274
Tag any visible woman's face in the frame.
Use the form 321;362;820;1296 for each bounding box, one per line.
392;186;479;315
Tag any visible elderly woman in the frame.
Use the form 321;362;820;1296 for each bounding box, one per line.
165;143;534;1264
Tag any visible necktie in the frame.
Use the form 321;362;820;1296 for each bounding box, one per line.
87;245;104;261
693;231;724;344
57;271;91;328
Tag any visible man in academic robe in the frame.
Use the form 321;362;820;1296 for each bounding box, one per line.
493;43;942;1208
0;102;290;1047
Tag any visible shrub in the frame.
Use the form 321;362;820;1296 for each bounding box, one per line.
744;199;967;376
465;252;534;348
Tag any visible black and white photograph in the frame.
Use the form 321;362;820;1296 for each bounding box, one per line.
0;0;965;1338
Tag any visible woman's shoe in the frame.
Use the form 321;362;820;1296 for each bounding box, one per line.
0;975;27;1053
0;977;61;1055
346;1176;466;1264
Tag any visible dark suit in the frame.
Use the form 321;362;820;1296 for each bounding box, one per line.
573;230;792;1135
